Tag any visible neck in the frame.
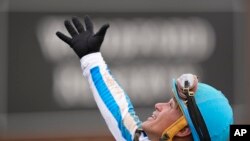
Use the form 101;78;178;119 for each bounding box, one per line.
146;132;161;141
173;135;193;141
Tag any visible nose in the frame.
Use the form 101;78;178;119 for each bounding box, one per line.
155;102;168;111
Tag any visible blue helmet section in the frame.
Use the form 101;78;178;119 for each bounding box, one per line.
172;80;233;141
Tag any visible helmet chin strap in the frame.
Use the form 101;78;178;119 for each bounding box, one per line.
160;115;188;141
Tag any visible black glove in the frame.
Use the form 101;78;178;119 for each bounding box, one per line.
56;15;109;58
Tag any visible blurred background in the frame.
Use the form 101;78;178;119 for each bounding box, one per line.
0;0;249;140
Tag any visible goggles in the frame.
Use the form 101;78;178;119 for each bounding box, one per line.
161;74;211;141
176;74;211;141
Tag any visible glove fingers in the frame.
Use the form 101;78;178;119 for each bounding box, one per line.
56;31;72;45
84;15;94;34
64;20;78;37
95;24;109;37
72;17;85;33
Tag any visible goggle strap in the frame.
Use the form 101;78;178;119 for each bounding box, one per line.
179;79;211;141
186;93;211;141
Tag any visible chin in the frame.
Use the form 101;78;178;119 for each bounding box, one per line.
141;121;148;130
142;120;153;131
142;120;161;138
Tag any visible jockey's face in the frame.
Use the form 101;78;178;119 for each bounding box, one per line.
142;98;183;139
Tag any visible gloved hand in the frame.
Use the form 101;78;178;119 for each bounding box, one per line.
56;15;109;58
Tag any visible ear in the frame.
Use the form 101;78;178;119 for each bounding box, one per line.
175;126;191;137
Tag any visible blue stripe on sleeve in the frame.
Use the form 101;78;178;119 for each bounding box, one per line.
107;70;142;128
90;66;132;141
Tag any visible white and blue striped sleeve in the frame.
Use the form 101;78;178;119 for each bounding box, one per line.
80;52;142;141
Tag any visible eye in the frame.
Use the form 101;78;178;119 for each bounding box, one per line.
170;101;173;108
171;99;178;109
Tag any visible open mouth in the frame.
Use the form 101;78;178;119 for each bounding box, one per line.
152;114;157;119
148;111;158;120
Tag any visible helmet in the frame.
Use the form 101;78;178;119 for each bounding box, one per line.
161;74;234;141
